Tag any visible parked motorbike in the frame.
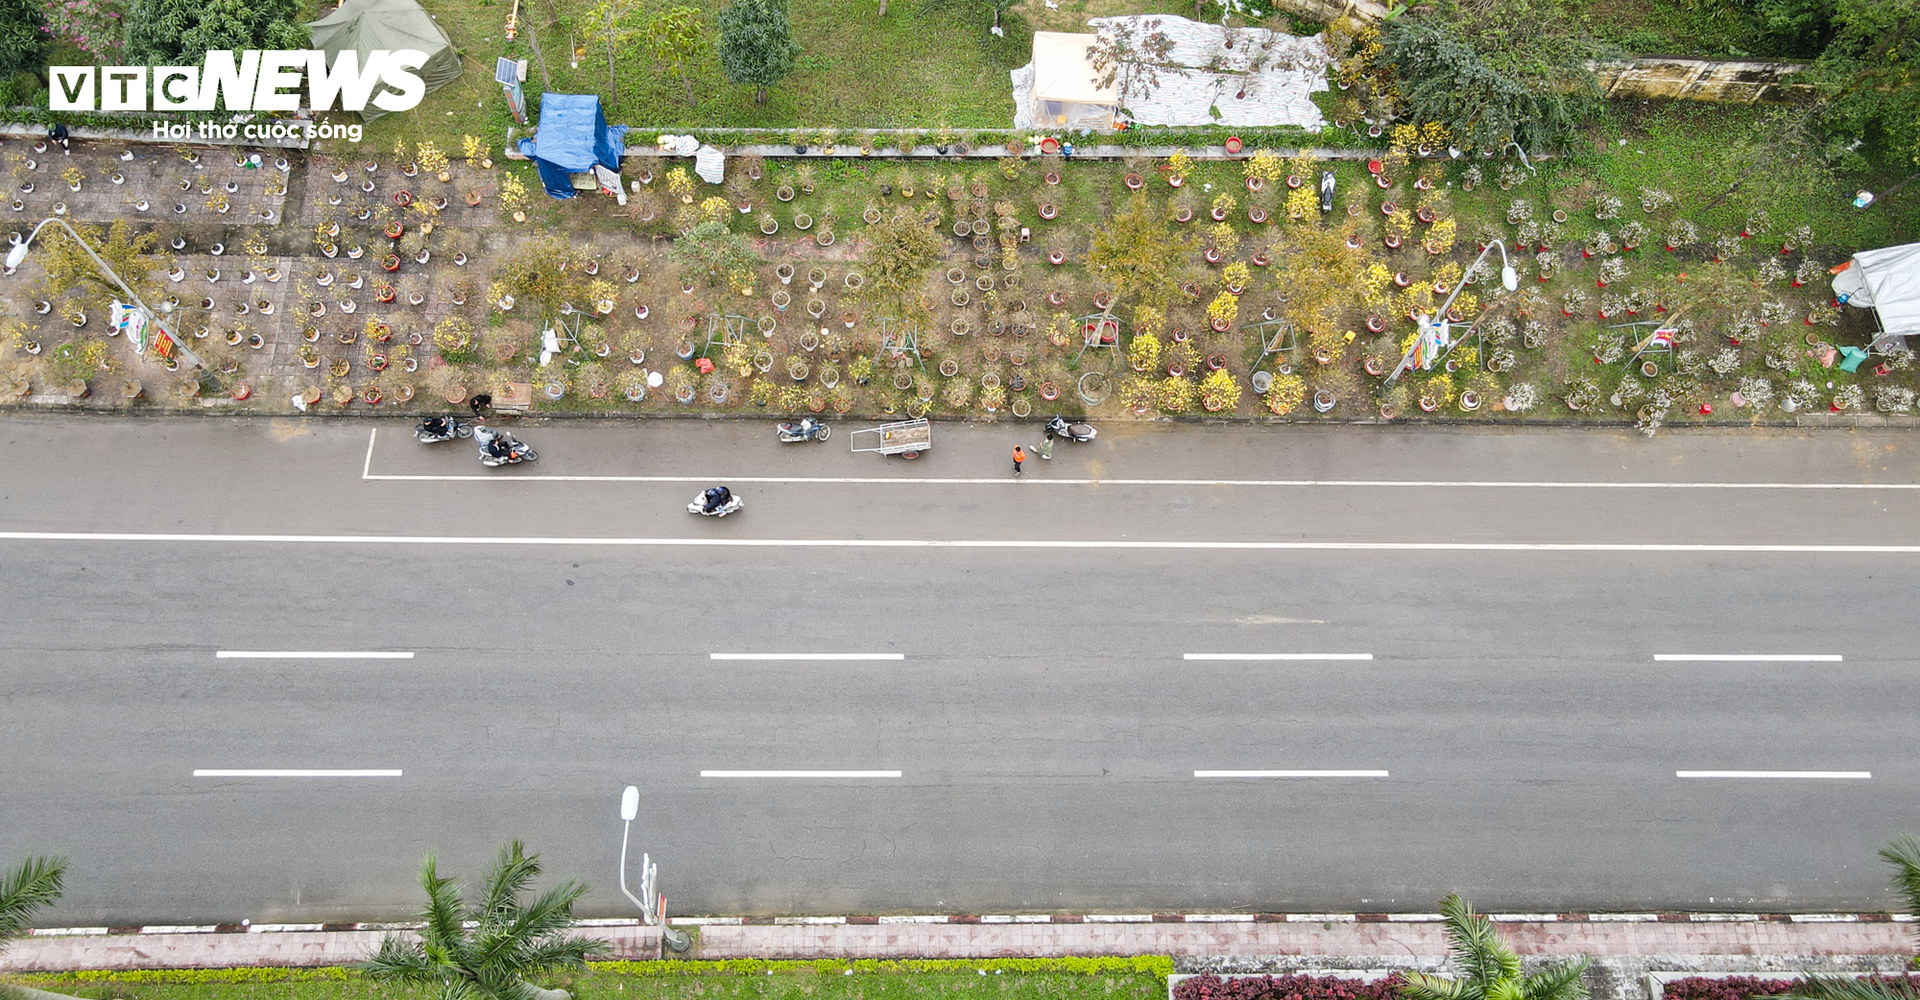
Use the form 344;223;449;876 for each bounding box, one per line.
688;486;743;517
472;425;537;467
776;417;831;443
1044;415;1097;443
414;415;473;443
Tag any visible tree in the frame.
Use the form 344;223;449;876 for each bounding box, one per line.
1376;0;1606;152
582;0;646;105
1085;18;1178;112
2;854;91;1000
1086;193;1189;312
36;220;158;313
716;0;798;104
1268;222;1373;334
1763;838;1920;1000
668;220;759;287
493;233;587;315
860;207;942;314
125;0;306;70
0;0;50;85
645;6;708;108
361;841;605;1000
1399;895;1591;1000
1805;0;1920;168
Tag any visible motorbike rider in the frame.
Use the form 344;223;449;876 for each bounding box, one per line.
484;431;515;460
703;486;731;512
421;415;453;438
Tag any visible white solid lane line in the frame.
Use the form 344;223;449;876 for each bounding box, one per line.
1195;770;1391;778
1676;771;1871;779
1655;654;1843;662
14;531;1920;554
193;769;403;777
700;770;902;778
216;651;414;659
710;653;905;661
363;428;377;480
1185;653;1373;661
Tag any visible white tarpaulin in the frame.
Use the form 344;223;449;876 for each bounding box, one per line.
693;144;725;185
1833;242;1920;341
1012;15;1329;129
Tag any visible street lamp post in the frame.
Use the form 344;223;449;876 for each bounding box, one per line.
617;785;691;954
6;217;204;371
1384;241;1519;387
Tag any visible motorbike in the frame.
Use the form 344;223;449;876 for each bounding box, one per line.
1319;170;1336;214
1043;415;1097;443
414;416;473;444
688;487;743;518
472;425;537;467
776;417;831;443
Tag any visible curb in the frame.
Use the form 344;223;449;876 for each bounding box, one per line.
26;913;1912;938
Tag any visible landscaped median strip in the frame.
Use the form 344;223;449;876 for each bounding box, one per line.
20;912;1915;938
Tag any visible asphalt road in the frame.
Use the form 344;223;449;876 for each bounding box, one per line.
3;413;1919;925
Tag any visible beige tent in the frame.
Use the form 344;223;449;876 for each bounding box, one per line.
1028;32;1118;128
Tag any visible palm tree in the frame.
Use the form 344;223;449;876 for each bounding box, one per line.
1;854;89;1000
1400;895;1592;1000
362;840;607;1000
1763;838;1920;1000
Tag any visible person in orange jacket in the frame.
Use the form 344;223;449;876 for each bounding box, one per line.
1012;445;1026;477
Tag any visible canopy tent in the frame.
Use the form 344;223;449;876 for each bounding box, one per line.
515;94;628;199
1025;32;1119;129
1832;242;1920;349
307;0;461;122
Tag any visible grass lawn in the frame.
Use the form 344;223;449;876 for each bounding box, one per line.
357;0;1056;154
5;958;1172;1000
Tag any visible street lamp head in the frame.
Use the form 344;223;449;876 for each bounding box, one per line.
1501;266;1518;292
5;243;28;271
620;785;639;822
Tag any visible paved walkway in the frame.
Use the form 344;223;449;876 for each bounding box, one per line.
3;916;1911;973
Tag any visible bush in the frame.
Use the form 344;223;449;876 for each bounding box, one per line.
1175;973;1406;1000
1663;977;1920;1000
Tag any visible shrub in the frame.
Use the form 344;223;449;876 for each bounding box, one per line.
1174;973;1406;1000
1661;978;1800;1000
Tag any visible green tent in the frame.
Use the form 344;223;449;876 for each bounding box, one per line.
308;0;462;121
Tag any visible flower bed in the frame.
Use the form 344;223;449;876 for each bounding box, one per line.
1175;973;1405;1000
1663;976;1920;1000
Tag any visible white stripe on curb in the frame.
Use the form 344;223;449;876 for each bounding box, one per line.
193;769;403;778
1195;770;1390;778
1184;653;1374;661
1655;654;1843;662
1676;771;1871;779
216;651;414;659
710;653;905;661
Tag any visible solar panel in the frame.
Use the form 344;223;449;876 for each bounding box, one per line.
494;57;519;85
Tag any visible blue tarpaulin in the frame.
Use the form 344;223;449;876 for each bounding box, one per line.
515;93;628;199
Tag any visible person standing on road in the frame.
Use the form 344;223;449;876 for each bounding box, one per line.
1012;445;1026;477
1037;432;1054;461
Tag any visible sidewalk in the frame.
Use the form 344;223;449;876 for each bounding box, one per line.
4;914;1912;973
